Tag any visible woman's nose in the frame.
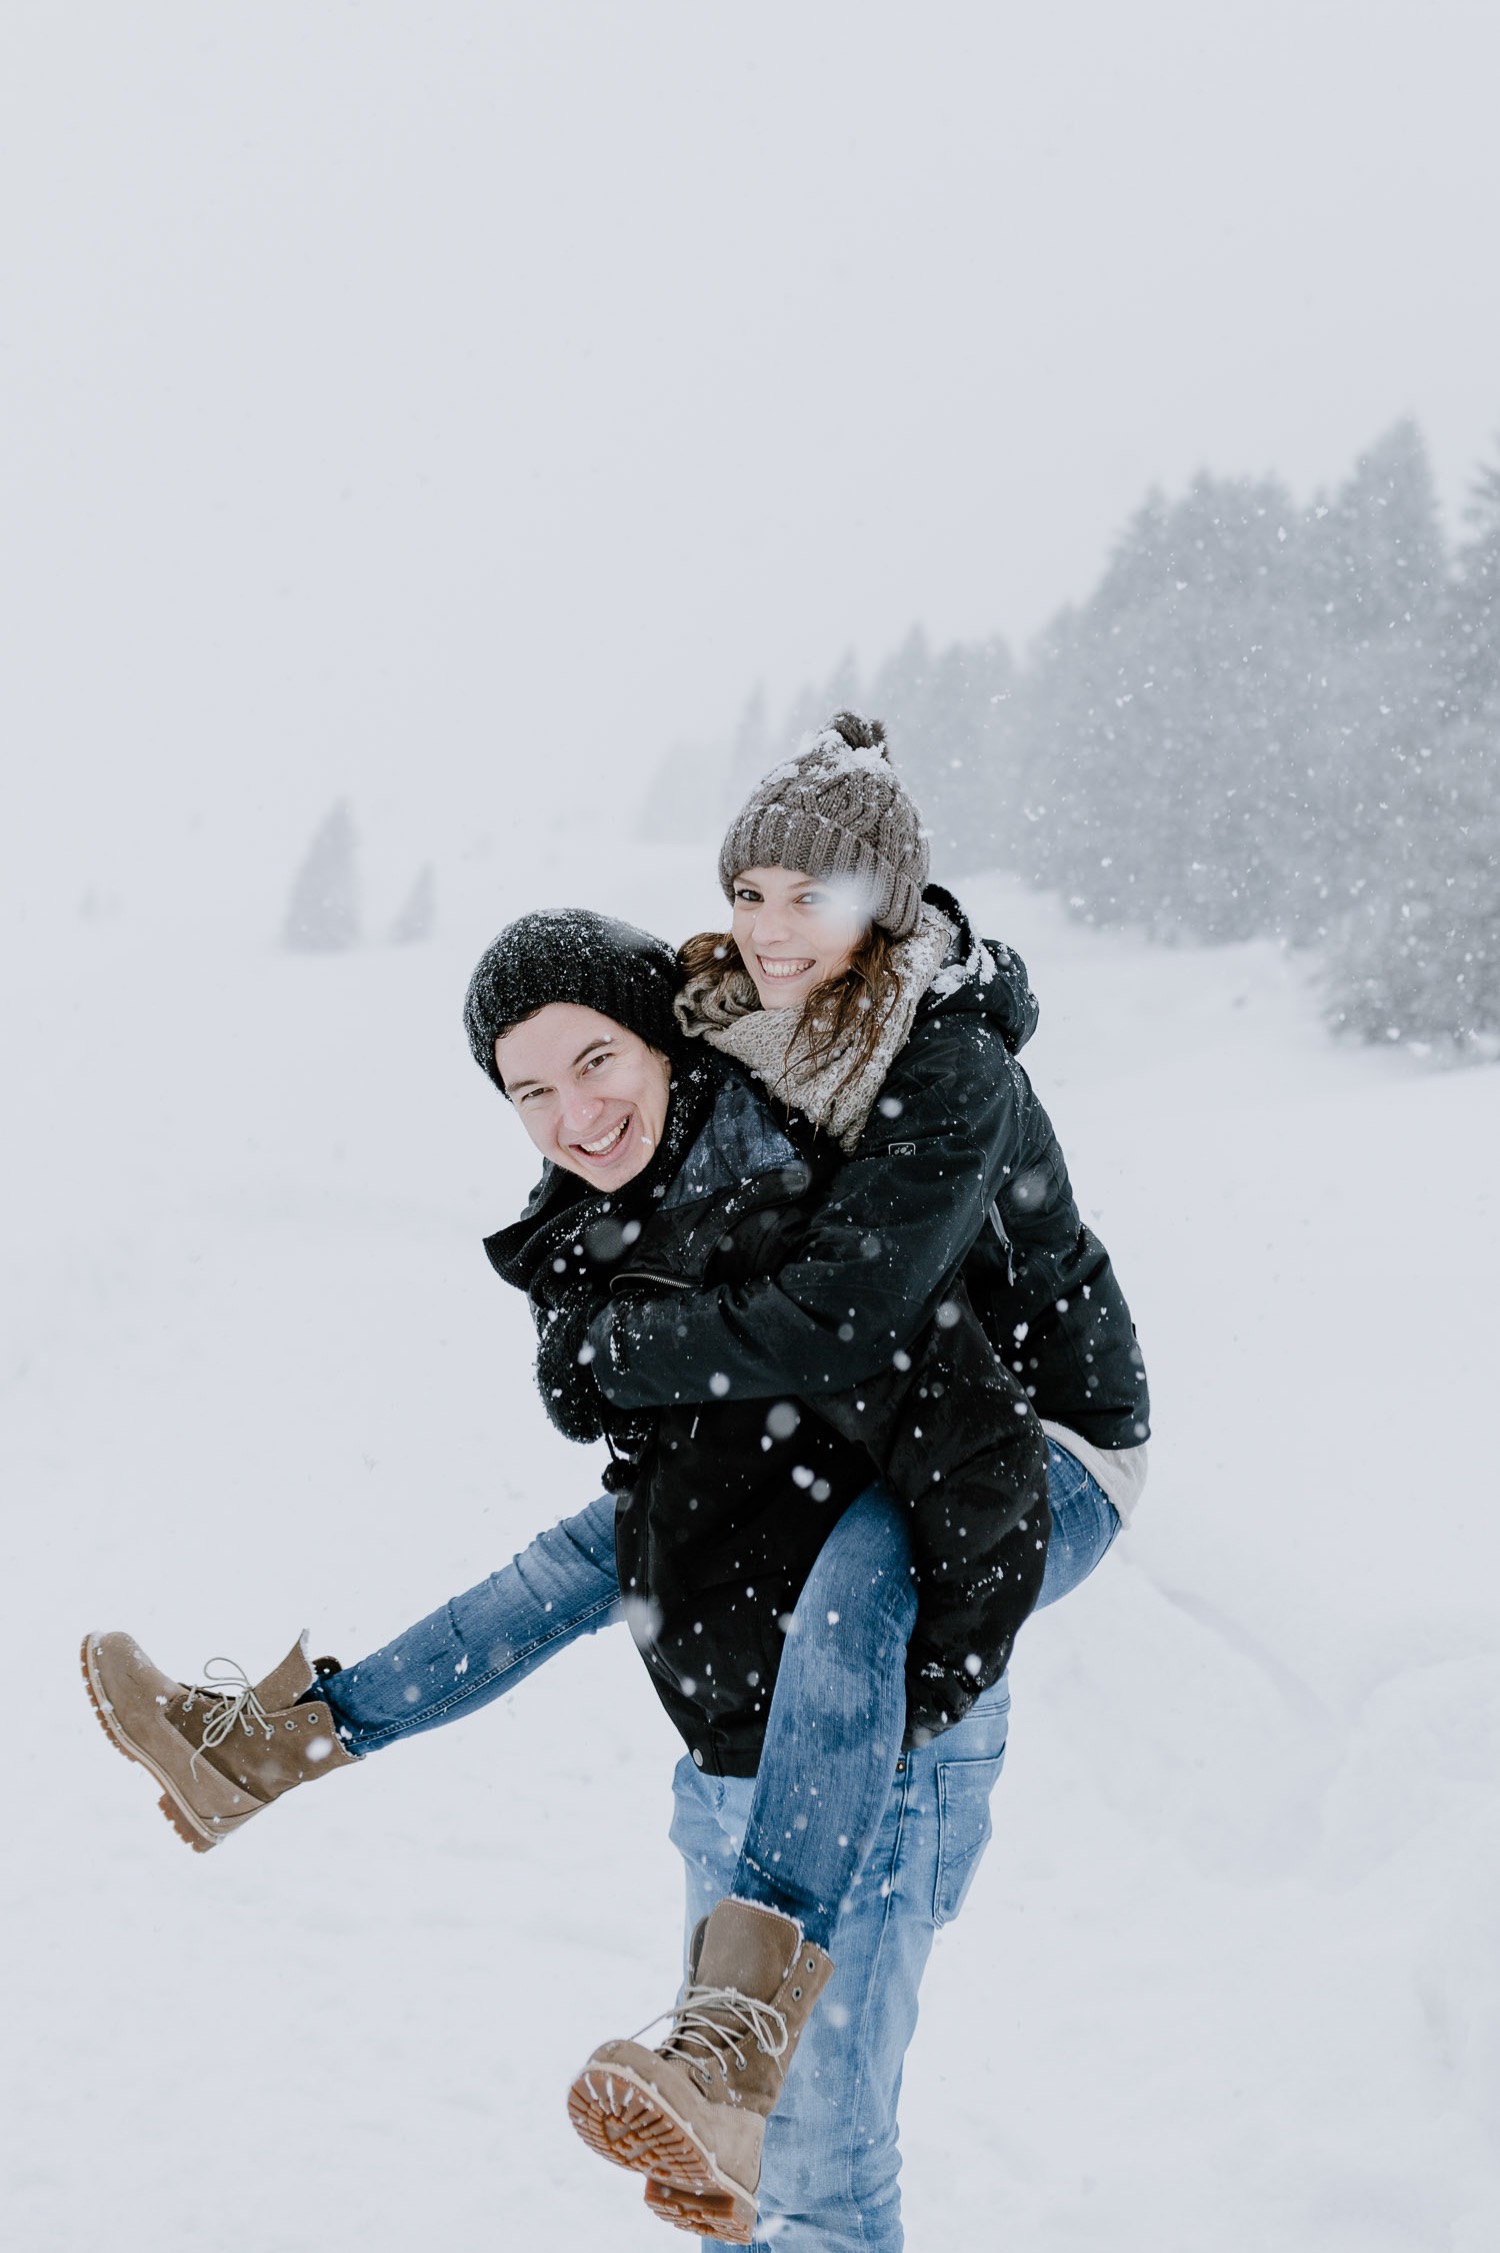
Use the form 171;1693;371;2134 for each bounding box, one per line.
749;906;789;948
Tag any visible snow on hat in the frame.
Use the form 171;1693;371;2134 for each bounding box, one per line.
717;711;930;939
463;909;688;1093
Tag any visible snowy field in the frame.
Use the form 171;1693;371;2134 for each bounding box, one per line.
5;828;1499;2251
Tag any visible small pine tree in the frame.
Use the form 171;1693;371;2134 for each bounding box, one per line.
1296;421;1448;942
871;630;1013;879
389;864;436;945
725;685;772;800
1016;475;1304;941
1327;436;1500;1048
283;800;359;952
1447;431;1500;704
779;652;863;760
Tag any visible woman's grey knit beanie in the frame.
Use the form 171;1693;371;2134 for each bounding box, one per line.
717;711;930;939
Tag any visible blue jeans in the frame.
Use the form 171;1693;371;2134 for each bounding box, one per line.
316;1475;915;1949
315;1479;910;1949
316;1443;1119;2248
672;1440;1117;2252
315;1500;624;1751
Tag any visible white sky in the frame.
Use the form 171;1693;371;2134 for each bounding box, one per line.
4;0;1499;929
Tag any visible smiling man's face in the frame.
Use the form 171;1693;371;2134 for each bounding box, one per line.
495;1003;672;1186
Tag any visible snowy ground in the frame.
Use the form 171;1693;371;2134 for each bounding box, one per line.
5;830;1499;2251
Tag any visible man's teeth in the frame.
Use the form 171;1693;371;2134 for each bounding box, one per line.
578;1119;629;1156
759;958;815;979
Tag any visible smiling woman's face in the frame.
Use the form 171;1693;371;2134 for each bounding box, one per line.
494;1003;671;1186
730;865;869;1011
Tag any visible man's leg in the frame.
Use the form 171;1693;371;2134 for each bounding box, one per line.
670;1678;1012;2253
759;1679;1010;2253
737;1447;1118;2245
662;1447;1119;2247
572;1500;912;2242
313;1494;622;1753
661;1478;969;2253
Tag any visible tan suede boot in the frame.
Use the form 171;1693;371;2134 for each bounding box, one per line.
81;1630;356;1852
567;1897;834;2244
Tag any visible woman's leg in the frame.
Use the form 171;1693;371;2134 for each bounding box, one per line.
712;1443;1115;1944
724;1439;1117;1946
1035;1439;1121;1611
727;1485;916;1949
320;1445;1107;1762
313;1493;622;1754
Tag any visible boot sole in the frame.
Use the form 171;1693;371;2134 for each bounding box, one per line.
566;2063;756;2243
643;2175;752;2241
79;1635;224;1854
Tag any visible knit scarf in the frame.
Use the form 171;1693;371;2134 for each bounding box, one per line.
673;904;955;1151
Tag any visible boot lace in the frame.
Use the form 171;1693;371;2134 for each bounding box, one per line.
643;1984;790;2091
182;1657;275;1773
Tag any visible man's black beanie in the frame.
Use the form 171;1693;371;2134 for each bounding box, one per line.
463;908;689;1094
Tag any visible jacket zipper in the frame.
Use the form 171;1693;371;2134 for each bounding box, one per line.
988;1198;1017;1287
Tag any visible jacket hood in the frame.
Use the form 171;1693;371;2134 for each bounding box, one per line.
917;884;1038;1054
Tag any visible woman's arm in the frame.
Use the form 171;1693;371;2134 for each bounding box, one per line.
593;1015;1027;1408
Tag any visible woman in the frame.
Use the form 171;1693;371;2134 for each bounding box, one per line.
84;715;1148;2249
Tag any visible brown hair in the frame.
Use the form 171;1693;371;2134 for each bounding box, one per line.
678;923;905;1101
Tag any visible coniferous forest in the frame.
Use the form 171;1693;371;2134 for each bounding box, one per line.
698;421;1500;1055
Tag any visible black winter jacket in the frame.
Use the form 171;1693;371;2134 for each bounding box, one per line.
595;887;1149;1472
486;1058;1050;1772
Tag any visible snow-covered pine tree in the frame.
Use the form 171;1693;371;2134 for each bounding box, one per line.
282;800;359;952
868;627;931;754
1447;432;1500;704
1326;435;1500;1048
1015;476;1304;941
693;419;1495;1057
779;652;861;758
1298;421;1447;946
869;630;1014;879
1325;712;1500;1049
389;863;436;944
725;685;772;800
